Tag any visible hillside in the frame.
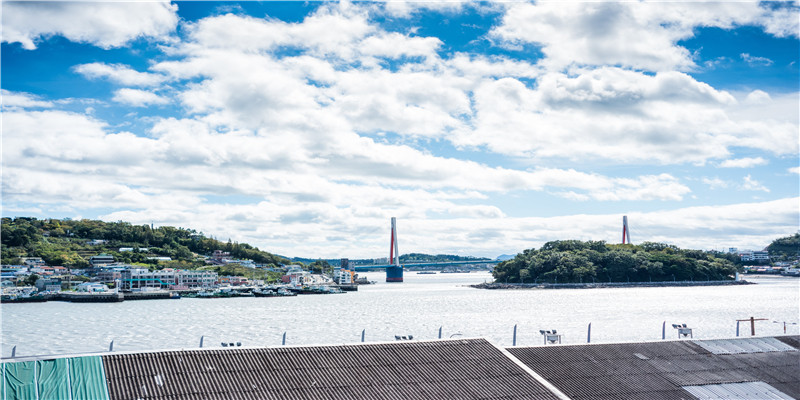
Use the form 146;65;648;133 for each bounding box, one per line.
1;217;289;269
766;233;800;259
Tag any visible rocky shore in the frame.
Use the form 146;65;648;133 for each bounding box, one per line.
471;280;753;290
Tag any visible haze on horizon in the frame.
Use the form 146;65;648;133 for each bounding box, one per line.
2;1;798;259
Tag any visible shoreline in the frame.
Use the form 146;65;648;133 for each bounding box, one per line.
471;279;754;290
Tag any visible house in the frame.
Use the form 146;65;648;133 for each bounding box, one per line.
35;277;62;292
86;239;108;245
89;254;115;267
19;257;45;267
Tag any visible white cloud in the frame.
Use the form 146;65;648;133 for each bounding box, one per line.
741;175;770;192
74;63;166;87
789;167;800;174
719;157;768;168
490;2;798;72
1;90;54;110
2;1;178;50
112;88;169;107
701;177;729;190
744;89;772;104
740;53;774;67
146;9;798;167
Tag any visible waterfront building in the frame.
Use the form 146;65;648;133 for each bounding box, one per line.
120;268;217;290
176;270;217;288
75;282;108;292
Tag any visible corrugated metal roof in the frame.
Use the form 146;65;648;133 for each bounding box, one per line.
102;339;562;400
507;336;800;400
692;337;797;354
683;381;794;400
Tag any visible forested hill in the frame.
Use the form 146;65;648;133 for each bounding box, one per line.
492;240;741;284
767;233;800;258
1;217;289;268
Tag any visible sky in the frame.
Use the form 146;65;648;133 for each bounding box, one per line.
2;1;798;259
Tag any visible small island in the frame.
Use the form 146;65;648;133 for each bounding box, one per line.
473;236;798;289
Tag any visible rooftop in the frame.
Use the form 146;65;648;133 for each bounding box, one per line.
1;336;797;400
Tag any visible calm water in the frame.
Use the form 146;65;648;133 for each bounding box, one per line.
2;272;798;358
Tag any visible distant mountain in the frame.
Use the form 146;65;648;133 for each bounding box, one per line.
496;254;515;261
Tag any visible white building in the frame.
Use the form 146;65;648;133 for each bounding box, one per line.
740;251;770;262
120;268;217;290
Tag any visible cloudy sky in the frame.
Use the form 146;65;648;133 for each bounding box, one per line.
2;1;798;259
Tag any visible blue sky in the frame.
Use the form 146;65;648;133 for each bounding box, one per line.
2;1;798;258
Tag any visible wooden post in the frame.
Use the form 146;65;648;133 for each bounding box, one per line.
736;317;768;336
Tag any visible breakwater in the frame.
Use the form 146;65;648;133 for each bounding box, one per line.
471;279;753;290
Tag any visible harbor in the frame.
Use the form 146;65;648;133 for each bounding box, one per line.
2;272;798;357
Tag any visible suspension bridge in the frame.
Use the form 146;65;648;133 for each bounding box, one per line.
349;217;500;283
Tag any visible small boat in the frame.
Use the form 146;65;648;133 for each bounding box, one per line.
416;271;436;275
276;288;297;296
253;288;277;297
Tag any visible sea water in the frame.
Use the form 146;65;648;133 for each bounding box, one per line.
1;273;798;357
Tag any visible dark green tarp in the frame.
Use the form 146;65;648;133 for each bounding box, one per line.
69;356;109;400
3;361;36;400
36;358;69;400
2;356;109;400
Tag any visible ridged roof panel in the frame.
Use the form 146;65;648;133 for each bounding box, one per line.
508;336;800;400
102;339;562;400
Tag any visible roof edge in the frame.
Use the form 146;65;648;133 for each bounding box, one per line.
490;341;572;400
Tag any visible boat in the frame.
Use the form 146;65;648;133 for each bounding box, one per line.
1;292;51;303
416;271;436;275
276;288;297;296
253;288;277;297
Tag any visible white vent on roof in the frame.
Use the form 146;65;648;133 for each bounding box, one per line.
683;381;793;400
693;337;796;354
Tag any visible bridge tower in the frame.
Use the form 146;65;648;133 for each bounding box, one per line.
622;215;631;244
386;217;403;282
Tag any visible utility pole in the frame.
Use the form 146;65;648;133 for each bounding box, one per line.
736;316;768;336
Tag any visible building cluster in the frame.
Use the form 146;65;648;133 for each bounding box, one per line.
1;249;288;292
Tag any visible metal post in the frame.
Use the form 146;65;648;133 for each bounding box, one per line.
512;324;517;347
199;336;204;348
662;321;666;340
587;323;591;343
109;340;114;352
736;321;740;337
11;345;16;358
438;326;442;339
361;329;365;343
282;332;286;346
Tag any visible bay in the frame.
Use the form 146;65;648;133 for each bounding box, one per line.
2;272;798;358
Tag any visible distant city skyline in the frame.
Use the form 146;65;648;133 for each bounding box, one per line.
2;1;798;258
